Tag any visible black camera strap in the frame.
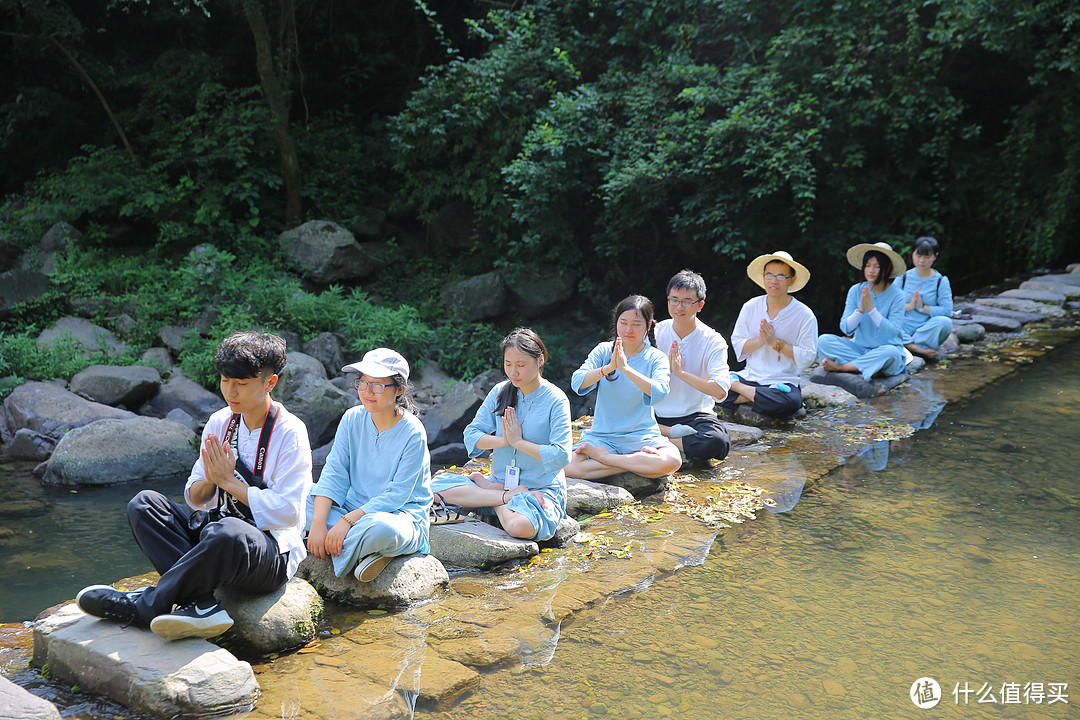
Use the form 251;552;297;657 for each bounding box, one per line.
216;403;279;524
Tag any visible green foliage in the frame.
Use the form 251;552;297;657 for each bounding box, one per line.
391;0;1080;289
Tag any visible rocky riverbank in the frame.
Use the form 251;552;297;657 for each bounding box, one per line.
0;264;1078;718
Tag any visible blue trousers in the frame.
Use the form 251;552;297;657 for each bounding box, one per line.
305;495;427;577
817;335;906;381
907;316;953;350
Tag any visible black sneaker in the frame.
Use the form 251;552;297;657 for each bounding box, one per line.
150;598;233;640
75;585;142;626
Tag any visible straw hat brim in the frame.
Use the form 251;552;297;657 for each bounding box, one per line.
845;242;906;278
746;251;810;293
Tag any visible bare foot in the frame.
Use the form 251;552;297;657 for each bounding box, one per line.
821;358;842;372
576;442;608;460
906;343;939;360
469;471;502;490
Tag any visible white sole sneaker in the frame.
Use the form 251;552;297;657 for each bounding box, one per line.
150;606;233;640
354;554;393;582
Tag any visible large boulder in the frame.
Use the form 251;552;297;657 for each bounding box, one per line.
0;269;49;317
564;477;634;517
428;518;539;568
421;378;487;448
302;332;346;378
214;577;323;657
951;321;986;343
7;428;56;460
69;364;162;408
278;220;377;284
504;265;579;317
1;381;136;444
809;369;908;399
43;417;198;487
37;317;128;358
297;553;448;608
274;351;356;446
33;603;258;720
41;220;83;251
726;420;767;444
139;373;222;423
588;471;669;498
440;272;507;321
0;675;61;720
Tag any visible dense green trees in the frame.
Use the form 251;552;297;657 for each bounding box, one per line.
1;0;1077;388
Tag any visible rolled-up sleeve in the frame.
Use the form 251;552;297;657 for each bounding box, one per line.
571;343;611;395
643;351;670;406
791;310;819;372
928;275;953;317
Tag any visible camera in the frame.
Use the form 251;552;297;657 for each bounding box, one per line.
188;509;221;533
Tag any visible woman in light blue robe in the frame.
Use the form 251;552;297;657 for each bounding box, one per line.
818;242;908;381
900;235;954;360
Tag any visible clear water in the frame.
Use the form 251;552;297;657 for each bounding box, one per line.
412;337;1080;719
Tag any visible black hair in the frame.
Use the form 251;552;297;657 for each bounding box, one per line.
214;331;287;379
390;373;419;416
666;269;707;302
493;328;548;415
763;259;796;278
862;250;894;287
912;236;941;256
610;295;657;347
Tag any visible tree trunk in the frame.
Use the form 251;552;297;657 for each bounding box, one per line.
237;0;302;226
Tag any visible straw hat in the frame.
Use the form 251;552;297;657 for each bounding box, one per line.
746;251;810;293
845;242;906;278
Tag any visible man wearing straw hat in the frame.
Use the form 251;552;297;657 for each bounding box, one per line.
721;251;819;420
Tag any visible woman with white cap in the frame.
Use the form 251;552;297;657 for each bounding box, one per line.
817;242;908;381
306;348;432;583
722;250;819;419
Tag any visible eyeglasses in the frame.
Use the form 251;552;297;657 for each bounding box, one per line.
763;272;792;282
666;297;701;308
352;378;395;394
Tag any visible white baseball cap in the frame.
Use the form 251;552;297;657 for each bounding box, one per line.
341;348;410;382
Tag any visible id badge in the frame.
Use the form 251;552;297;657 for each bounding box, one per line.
504;464;520;489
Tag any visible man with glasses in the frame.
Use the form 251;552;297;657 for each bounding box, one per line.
722;251;818;420
653;269;732;462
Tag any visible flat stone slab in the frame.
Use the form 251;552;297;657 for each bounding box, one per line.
297;553;448;606
802;381;858;409
429;518;538;569
955;301;1044;324
809;369;908;399
565;477;634;517
583;470;668;498
215;577;323;657
956;313;1021;333
727;420;766;443
951;321;986;342
1034;272;1080;286
1019;279;1080;298
33;604;258;719
720;405;805;428
998;288;1066;305
975;296;1066;318
0;675;61;720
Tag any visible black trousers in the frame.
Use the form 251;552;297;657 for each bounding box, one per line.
655;411;731;461
719;380;804;419
126;489;288;624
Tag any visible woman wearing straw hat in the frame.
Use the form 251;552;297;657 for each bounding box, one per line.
817;242;908;381
722;251;819;420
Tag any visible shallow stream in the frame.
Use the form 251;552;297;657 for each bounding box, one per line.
1;334;1077;719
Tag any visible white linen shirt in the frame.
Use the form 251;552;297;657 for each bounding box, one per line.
185;402;313;578
731;295;819;386
652;318;731;417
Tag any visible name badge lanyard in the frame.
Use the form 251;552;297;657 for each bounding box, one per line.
219;403;279;521
504;390;535;489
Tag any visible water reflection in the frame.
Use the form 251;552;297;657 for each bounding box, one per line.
754;453;807;513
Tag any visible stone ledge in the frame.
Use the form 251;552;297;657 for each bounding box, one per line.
214;577;323;657
809;369;908;399
429;519;538;569
297;553;448;607
32;604;258;720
